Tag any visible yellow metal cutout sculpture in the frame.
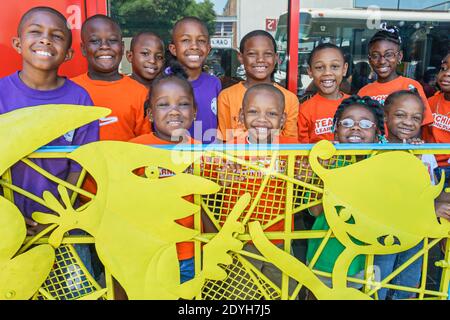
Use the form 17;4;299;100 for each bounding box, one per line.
33;141;247;299
0;105;110;300
308;140;450;295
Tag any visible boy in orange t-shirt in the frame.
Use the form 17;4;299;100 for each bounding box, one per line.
298;43;349;143
72;15;150;141
358;24;433;127
218;30;298;141
207;84;297;292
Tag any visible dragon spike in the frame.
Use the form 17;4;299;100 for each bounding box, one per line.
308;140;336;179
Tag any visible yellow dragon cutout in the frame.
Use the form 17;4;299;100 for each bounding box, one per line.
249;140;450;299
33;141;247;299
0;105;110;300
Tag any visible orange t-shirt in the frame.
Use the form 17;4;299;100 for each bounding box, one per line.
129;132;197;261
217;81;299;141
72;73;151;141
358;76;433;126
298;93;349;143
203;135;297;245
427;92;450;167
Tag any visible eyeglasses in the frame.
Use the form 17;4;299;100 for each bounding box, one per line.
368;51;399;62
339;118;375;129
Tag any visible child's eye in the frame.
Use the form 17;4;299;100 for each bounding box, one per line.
268;112;278;117
53;34;64;40
198;39;207;44
394;113;406;118
331;64;341;70
413;116;422;122
315;65;324;70
156;55;164;61
140;52;149;56
90;39;101;44
156;103;169;109
441;65;449;72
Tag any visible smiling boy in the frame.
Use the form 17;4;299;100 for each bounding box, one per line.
0;7;98;231
72;14;150;141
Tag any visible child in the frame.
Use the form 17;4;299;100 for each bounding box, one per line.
129;64;197;283
306;96;385;292
428;53;450;197
0;6;98;233
375;89;438;299
168;16;221;144
218;30;299;142
126;31;165;89
212;84;298;295
298;43;350;143
0;7;99;294
358;23;433;130
72;14;150;141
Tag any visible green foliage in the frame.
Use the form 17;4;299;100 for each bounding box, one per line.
110;0;216;44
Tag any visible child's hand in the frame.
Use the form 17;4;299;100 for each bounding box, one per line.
25;217;48;236
403;138;424;145
218;161;244;187
295;157;314;182
435;201;450;221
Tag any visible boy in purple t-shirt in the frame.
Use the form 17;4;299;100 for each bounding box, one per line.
168;16;221;144
0;7;98;236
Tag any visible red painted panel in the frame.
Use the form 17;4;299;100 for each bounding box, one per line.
0;0;107;78
287;0;299;95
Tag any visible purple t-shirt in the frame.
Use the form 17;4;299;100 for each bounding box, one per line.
189;72;221;144
0;71;99;217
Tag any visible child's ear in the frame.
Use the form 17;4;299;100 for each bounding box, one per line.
12;37;22;54
280;112;287;129
168;43;177;57
343;62;349;77
307;65;313;78
238;52;244;65
398;50;404;64
238;107;244;123
126;50;133;63
80;42;87;57
64;48;74;62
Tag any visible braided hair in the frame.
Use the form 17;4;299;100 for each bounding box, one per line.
384;87;424;114
333;95;386;139
369;22;402;49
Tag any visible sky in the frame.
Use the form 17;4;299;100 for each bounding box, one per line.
196;0;228;14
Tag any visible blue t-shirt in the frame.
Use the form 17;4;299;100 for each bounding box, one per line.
189;72;221;144
0;71;99;217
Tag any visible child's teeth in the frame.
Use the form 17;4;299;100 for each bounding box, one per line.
36;51;52;57
98;56;112;59
188;55;200;61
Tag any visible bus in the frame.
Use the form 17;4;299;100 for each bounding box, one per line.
275;7;450;98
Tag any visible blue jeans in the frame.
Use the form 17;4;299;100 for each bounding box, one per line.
179;258;195;283
374;242;423;300
434;166;450;189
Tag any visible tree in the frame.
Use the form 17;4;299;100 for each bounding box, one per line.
110;0;216;44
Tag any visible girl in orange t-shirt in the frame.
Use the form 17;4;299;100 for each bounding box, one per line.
358;23;433;128
129;64;198;284
298;43;349;143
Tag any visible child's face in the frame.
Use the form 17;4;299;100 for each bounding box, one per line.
13;11;73;72
335;105;377;143
150;80;196;142
307;48;348;98
168;21;210;72
437;55;450;94
127;35;164;81
81;18;123;74
239;89;286;143
239;35;278;82
386;96;423;142
368;40;402;82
